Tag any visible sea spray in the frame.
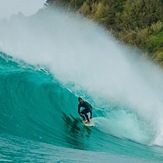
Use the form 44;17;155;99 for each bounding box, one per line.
0;7;163;146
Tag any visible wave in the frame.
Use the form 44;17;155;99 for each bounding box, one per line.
0;7;163;161
0;52;163;161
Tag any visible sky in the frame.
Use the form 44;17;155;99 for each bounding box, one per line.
0;0;46;19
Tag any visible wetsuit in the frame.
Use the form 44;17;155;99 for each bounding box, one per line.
78;101;92;121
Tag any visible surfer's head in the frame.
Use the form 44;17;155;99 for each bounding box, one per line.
78;97;84;104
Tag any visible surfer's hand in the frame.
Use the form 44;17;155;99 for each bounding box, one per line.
90;116;92;119
80;113;84;116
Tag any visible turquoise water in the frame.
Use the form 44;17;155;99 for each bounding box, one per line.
0;52;163;162
0;7;163;162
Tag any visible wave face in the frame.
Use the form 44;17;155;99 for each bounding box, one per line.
0;8;163;162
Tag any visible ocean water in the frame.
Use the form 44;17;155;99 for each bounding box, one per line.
0;7;163;162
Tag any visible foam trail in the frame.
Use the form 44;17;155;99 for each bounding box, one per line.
0;7;163;145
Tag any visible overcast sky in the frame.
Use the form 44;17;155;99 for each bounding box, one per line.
0;0;46;19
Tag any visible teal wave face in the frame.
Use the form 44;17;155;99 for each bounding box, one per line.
0;52;163;162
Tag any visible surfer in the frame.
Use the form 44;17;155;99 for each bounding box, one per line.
78;97;93;124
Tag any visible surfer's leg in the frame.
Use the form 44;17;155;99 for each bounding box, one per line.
81;110;86;121
84;112;90;123
81;115;86;121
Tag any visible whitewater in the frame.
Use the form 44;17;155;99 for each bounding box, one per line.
0;6;163;163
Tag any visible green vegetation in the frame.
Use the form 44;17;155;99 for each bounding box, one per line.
45;0;163;64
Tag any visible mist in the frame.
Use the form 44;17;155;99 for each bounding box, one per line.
0;0;45;19
0;7;163;145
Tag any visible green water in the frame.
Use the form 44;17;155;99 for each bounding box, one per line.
0;52;163;162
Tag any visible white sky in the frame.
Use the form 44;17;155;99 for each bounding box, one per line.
0;0;46;19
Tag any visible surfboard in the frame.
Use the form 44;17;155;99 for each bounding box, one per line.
84;123;94;127
82;120;94;127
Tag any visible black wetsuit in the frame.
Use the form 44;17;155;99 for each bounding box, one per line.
78;101;92;121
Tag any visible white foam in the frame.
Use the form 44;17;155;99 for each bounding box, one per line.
92;110;155;144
